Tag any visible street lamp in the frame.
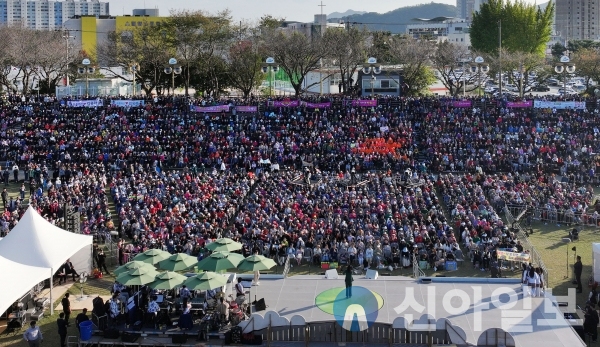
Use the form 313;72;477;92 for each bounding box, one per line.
554;55;576;97
32;77;40;98
164;58;182;95
77;59;95;96
362;57;381;96
130;63;139;96
469;56;489;97
261;57;279;97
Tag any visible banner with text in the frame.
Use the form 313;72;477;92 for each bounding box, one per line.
497;250;530;262
190;105;230;113
303;102;331;108
450;100;472;108
503;100;533;108
533;100;586;110
271;100;300;107
67;100;103;107
351;99;377;107
111;100;145;107
236;106;258;113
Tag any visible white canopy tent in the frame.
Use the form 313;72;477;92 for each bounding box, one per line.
0;206;93;315
593;243;600;284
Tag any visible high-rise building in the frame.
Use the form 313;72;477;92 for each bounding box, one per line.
0;0;109;30
456;0;487;21
555;0;600;41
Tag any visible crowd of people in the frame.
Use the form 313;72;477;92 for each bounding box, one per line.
0;94;597;276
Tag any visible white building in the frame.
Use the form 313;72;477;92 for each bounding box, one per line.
406;19;471;47
280;14;344;39
457;0;488;22
0;0;109;30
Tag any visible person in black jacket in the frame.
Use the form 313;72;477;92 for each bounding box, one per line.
574;255;583;293
584;305;599;342
61;293;71;327
57;312;68;347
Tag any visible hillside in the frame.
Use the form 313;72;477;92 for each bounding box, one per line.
328;3;458;34
328;10;366;19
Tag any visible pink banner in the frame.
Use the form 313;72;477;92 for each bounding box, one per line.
503;100;533;108
304;102;331;108
272;100;300;107
351;99;377;107
451;100;472;107
191;105;230;113
236;106;258;112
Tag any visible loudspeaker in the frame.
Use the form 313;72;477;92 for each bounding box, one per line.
254;298;266;311
365;269;379;279
325;269;339;279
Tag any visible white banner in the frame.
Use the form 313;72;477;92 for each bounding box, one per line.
67;100;103;107
111;100;145;107
533;100;586;110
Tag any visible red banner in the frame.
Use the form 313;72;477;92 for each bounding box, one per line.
503;100;533;108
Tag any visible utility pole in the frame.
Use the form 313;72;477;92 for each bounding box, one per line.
498;20;502;96
62;31;74;87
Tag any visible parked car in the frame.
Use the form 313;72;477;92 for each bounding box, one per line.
532;85;550;92
547;78;559;86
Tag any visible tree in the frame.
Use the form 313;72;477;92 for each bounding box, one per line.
571;48;600;89
551;42;566;59
387;35;437;95
567;40;600;53
162;10;235;97
430;41;478;96
322;27;368;94
258;15;285;30
226;41;264;99
97;25;174;95
485;49;545;96
264;31;326;96
471;0;554;57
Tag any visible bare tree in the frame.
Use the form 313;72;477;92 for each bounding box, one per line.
430;41;478;96
322;27;368;94
387;35;437;95
97;26;173;95
226;39;264;99
264;30;327;96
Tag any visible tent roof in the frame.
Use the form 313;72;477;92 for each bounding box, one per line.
0;254;51;318
0;206;92;270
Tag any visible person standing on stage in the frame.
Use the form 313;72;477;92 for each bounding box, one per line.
345;265;354;298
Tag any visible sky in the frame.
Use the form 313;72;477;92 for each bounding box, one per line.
107;0;543;22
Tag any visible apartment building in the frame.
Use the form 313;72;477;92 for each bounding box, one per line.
0;0;108;30
555;0;600;41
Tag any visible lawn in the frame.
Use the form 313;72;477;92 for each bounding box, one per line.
525;220;597;305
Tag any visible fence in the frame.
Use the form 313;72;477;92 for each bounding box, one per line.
504;206;549;283
518;206;600;229
249;321;456;345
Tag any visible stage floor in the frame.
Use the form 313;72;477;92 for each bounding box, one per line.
241;275;585;347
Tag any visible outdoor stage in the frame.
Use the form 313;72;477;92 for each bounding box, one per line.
238;275;586;347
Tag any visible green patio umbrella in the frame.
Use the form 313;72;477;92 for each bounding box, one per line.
205;238;243;253
115;266;160;286
114;260;156;276
237;255;277;272
157;253;197;272
183;272;228;291
133;249;171;264
147;271;188;290
197;251;244;272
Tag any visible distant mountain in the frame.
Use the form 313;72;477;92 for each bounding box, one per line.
328;3;458;34
328;10;367;19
